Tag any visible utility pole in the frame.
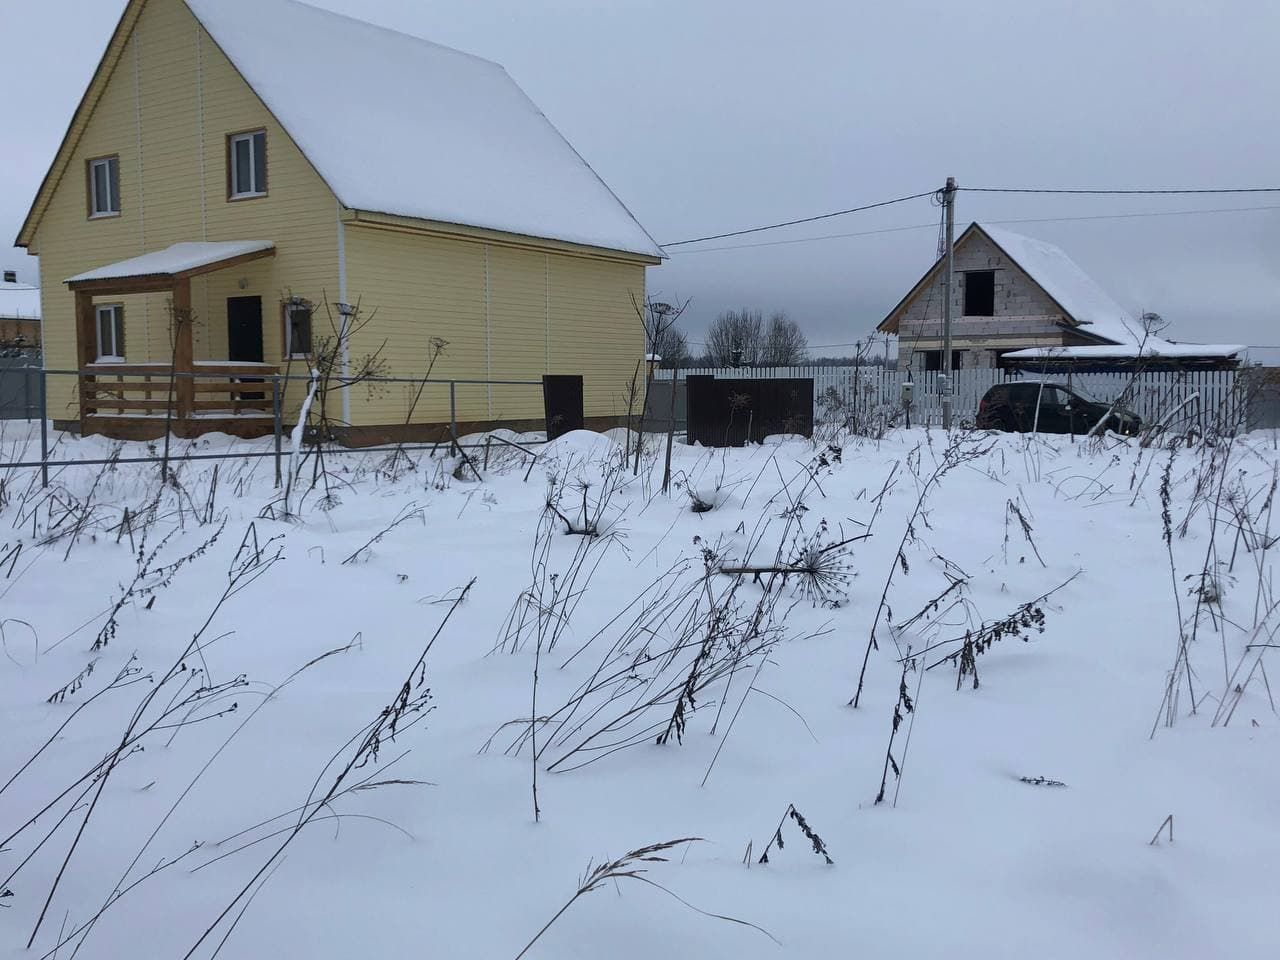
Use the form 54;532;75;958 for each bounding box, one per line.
941;176;957;430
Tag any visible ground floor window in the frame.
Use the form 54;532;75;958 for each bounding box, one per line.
95;304;125;361
922;349;963;371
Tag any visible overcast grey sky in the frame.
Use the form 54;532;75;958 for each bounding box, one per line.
3;0;1278;353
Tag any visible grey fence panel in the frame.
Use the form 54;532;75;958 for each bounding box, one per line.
642;377;686;428
0;357;41;420
655;365;1247;431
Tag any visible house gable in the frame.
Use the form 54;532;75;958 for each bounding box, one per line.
879;223;1141;351
879;224;1077;333
22;0;653;437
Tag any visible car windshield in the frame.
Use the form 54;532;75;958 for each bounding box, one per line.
1017;381;1102;405
1064;383;1102;404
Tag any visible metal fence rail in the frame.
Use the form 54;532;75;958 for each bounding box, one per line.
0;367;554;488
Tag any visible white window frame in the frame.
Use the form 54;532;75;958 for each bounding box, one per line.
284;301;312;359
88;156;120;219
95;304;125;362
228;130;267;199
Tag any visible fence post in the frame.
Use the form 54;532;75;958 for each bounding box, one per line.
39;369;49;489
272;376;283;489
449;381;458;456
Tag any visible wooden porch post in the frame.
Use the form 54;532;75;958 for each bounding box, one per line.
173;278;194;421
75;289;96;431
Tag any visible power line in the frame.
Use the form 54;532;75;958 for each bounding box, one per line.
671;221;936;254
963;186;1280;195
666;203;1280;255
662;185;1280;250
660;189;937;247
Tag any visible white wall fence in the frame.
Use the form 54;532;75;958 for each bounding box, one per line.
654;365;1243;430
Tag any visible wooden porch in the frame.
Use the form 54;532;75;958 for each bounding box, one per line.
66;240;280;440
79;361;280;440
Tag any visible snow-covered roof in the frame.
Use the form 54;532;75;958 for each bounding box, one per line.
980;224;1143;346
66;241;274;283
1003;342;1245;361
0;280;41;321
183;0;663;260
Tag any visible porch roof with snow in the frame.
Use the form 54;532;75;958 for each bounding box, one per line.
65;242;275;292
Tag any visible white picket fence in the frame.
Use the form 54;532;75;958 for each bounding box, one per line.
654;365;1242;430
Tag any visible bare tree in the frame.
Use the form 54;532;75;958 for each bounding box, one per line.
704;308;763;367
760;311;808;366
654;327;690;368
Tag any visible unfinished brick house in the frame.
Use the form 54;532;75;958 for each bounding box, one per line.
877;222;1241;372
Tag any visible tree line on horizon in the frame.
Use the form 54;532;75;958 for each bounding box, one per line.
652;307;895;369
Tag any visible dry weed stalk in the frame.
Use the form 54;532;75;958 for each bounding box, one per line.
851;434;992;707
182;579;475;959
756;804;834;865
513;837;774;959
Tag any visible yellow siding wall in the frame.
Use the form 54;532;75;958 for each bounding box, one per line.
31;0;339;417
344;223;647;428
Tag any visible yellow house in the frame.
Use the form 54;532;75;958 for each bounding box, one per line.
15;0;664;441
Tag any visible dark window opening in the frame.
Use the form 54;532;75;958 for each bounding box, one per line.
285;301;313;357
964;270;995;316
922;350;963;372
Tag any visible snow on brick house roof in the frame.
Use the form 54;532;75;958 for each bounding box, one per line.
977;224;1146;347
183;0;664;260
980;224;1244;362
0;276;41;321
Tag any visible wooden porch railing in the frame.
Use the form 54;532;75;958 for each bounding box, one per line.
81;362;280;418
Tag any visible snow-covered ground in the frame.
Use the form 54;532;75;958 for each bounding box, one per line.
1;421;1278;959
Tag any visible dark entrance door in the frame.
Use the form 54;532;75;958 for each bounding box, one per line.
227;297;264;362
227;296;264;401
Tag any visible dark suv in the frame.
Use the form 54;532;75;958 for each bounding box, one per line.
976;381;1140;436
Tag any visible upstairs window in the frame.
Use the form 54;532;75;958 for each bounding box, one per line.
228;130;267;199
284;300;312;358
88;156;121;218
963;270;995;316
95;304;125;361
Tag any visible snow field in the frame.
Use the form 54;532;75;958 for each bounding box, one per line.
1;423;1278;959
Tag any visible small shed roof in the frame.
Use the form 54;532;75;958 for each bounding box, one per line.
0;280;41;321
66;241;275;285
1003;343;1245;361
1002;343;1246;370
